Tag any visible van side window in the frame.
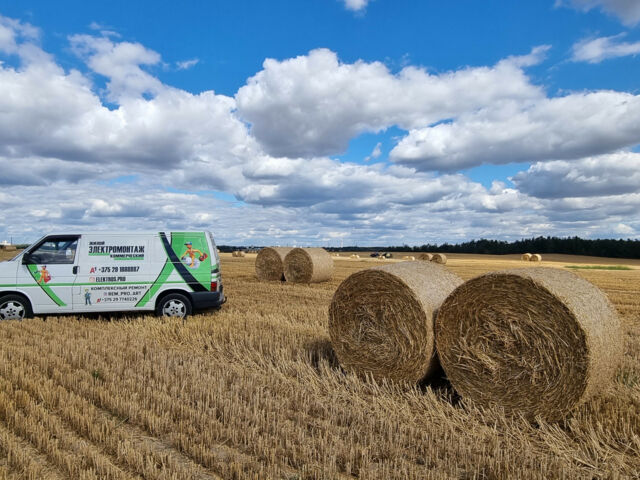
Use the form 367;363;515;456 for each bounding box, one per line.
29;237;79;264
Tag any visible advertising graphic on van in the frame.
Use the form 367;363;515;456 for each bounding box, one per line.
88;241;145;260
0;231;224;320
26;263;66;307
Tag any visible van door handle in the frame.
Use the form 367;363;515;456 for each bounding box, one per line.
73;266;79;274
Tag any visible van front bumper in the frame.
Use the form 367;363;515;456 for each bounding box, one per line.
191;286;225;311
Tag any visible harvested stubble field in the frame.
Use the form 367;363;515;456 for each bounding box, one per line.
0;251;639;479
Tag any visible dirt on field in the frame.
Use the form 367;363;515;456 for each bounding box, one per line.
0;253;639;479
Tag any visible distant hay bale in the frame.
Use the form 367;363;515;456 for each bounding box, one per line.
329;262;463;383
419;253;433;261
255;247;292;281
431;253;447;264
436;267;623;421
232;250;246;258
409;256;415;261
402;255;410;260
283;248;333;283
530;254;542;262
377;256;386;260
350;254;360;259
521;253;532;261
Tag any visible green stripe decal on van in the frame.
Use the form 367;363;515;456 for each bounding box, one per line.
26;264;67;307
135;259;174;307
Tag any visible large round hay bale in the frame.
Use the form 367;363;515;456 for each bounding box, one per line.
521;253;532;261
436;267;623;421
329;262;463;383
530;253;542;262
255;247;292;281
419;253;433;261
431;253;447;264
283;248;333;283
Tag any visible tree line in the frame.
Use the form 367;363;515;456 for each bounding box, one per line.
324;236;640;259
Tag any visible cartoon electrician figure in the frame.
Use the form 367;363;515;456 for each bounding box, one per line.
37;265;51;284
180;242;203;268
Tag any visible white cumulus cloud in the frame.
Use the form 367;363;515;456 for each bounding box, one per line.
236;47;546;158
390;92;640;171
511;152;640;198
572;33;640;63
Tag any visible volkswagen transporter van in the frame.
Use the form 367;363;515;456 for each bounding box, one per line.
0;231;224;320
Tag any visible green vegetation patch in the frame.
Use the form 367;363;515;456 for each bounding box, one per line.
565;265;633;271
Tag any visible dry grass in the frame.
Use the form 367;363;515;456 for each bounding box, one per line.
0;252;639;479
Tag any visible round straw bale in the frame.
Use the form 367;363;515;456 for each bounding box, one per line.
530;253;542;262
409;256;415;261
419;253;433;261
329;262;463;383
255;247;292;281
431;253;447;264
436;267;623;421
350;254;360;259
283;248;333;283
521;253;532;261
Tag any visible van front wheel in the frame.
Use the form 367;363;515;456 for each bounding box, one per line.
156;293;192;319
0;295;32;321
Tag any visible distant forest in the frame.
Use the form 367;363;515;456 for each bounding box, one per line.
322;237;640;259
219;236;640;259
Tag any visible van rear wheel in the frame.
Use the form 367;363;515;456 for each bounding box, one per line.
156;293;192;319
0;295;32;321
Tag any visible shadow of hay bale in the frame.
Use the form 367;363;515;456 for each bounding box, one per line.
303;338;342;371
417;363;462;406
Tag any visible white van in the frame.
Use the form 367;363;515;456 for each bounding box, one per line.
0;231;225;320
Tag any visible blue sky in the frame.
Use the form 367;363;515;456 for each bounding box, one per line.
0;0;639;245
